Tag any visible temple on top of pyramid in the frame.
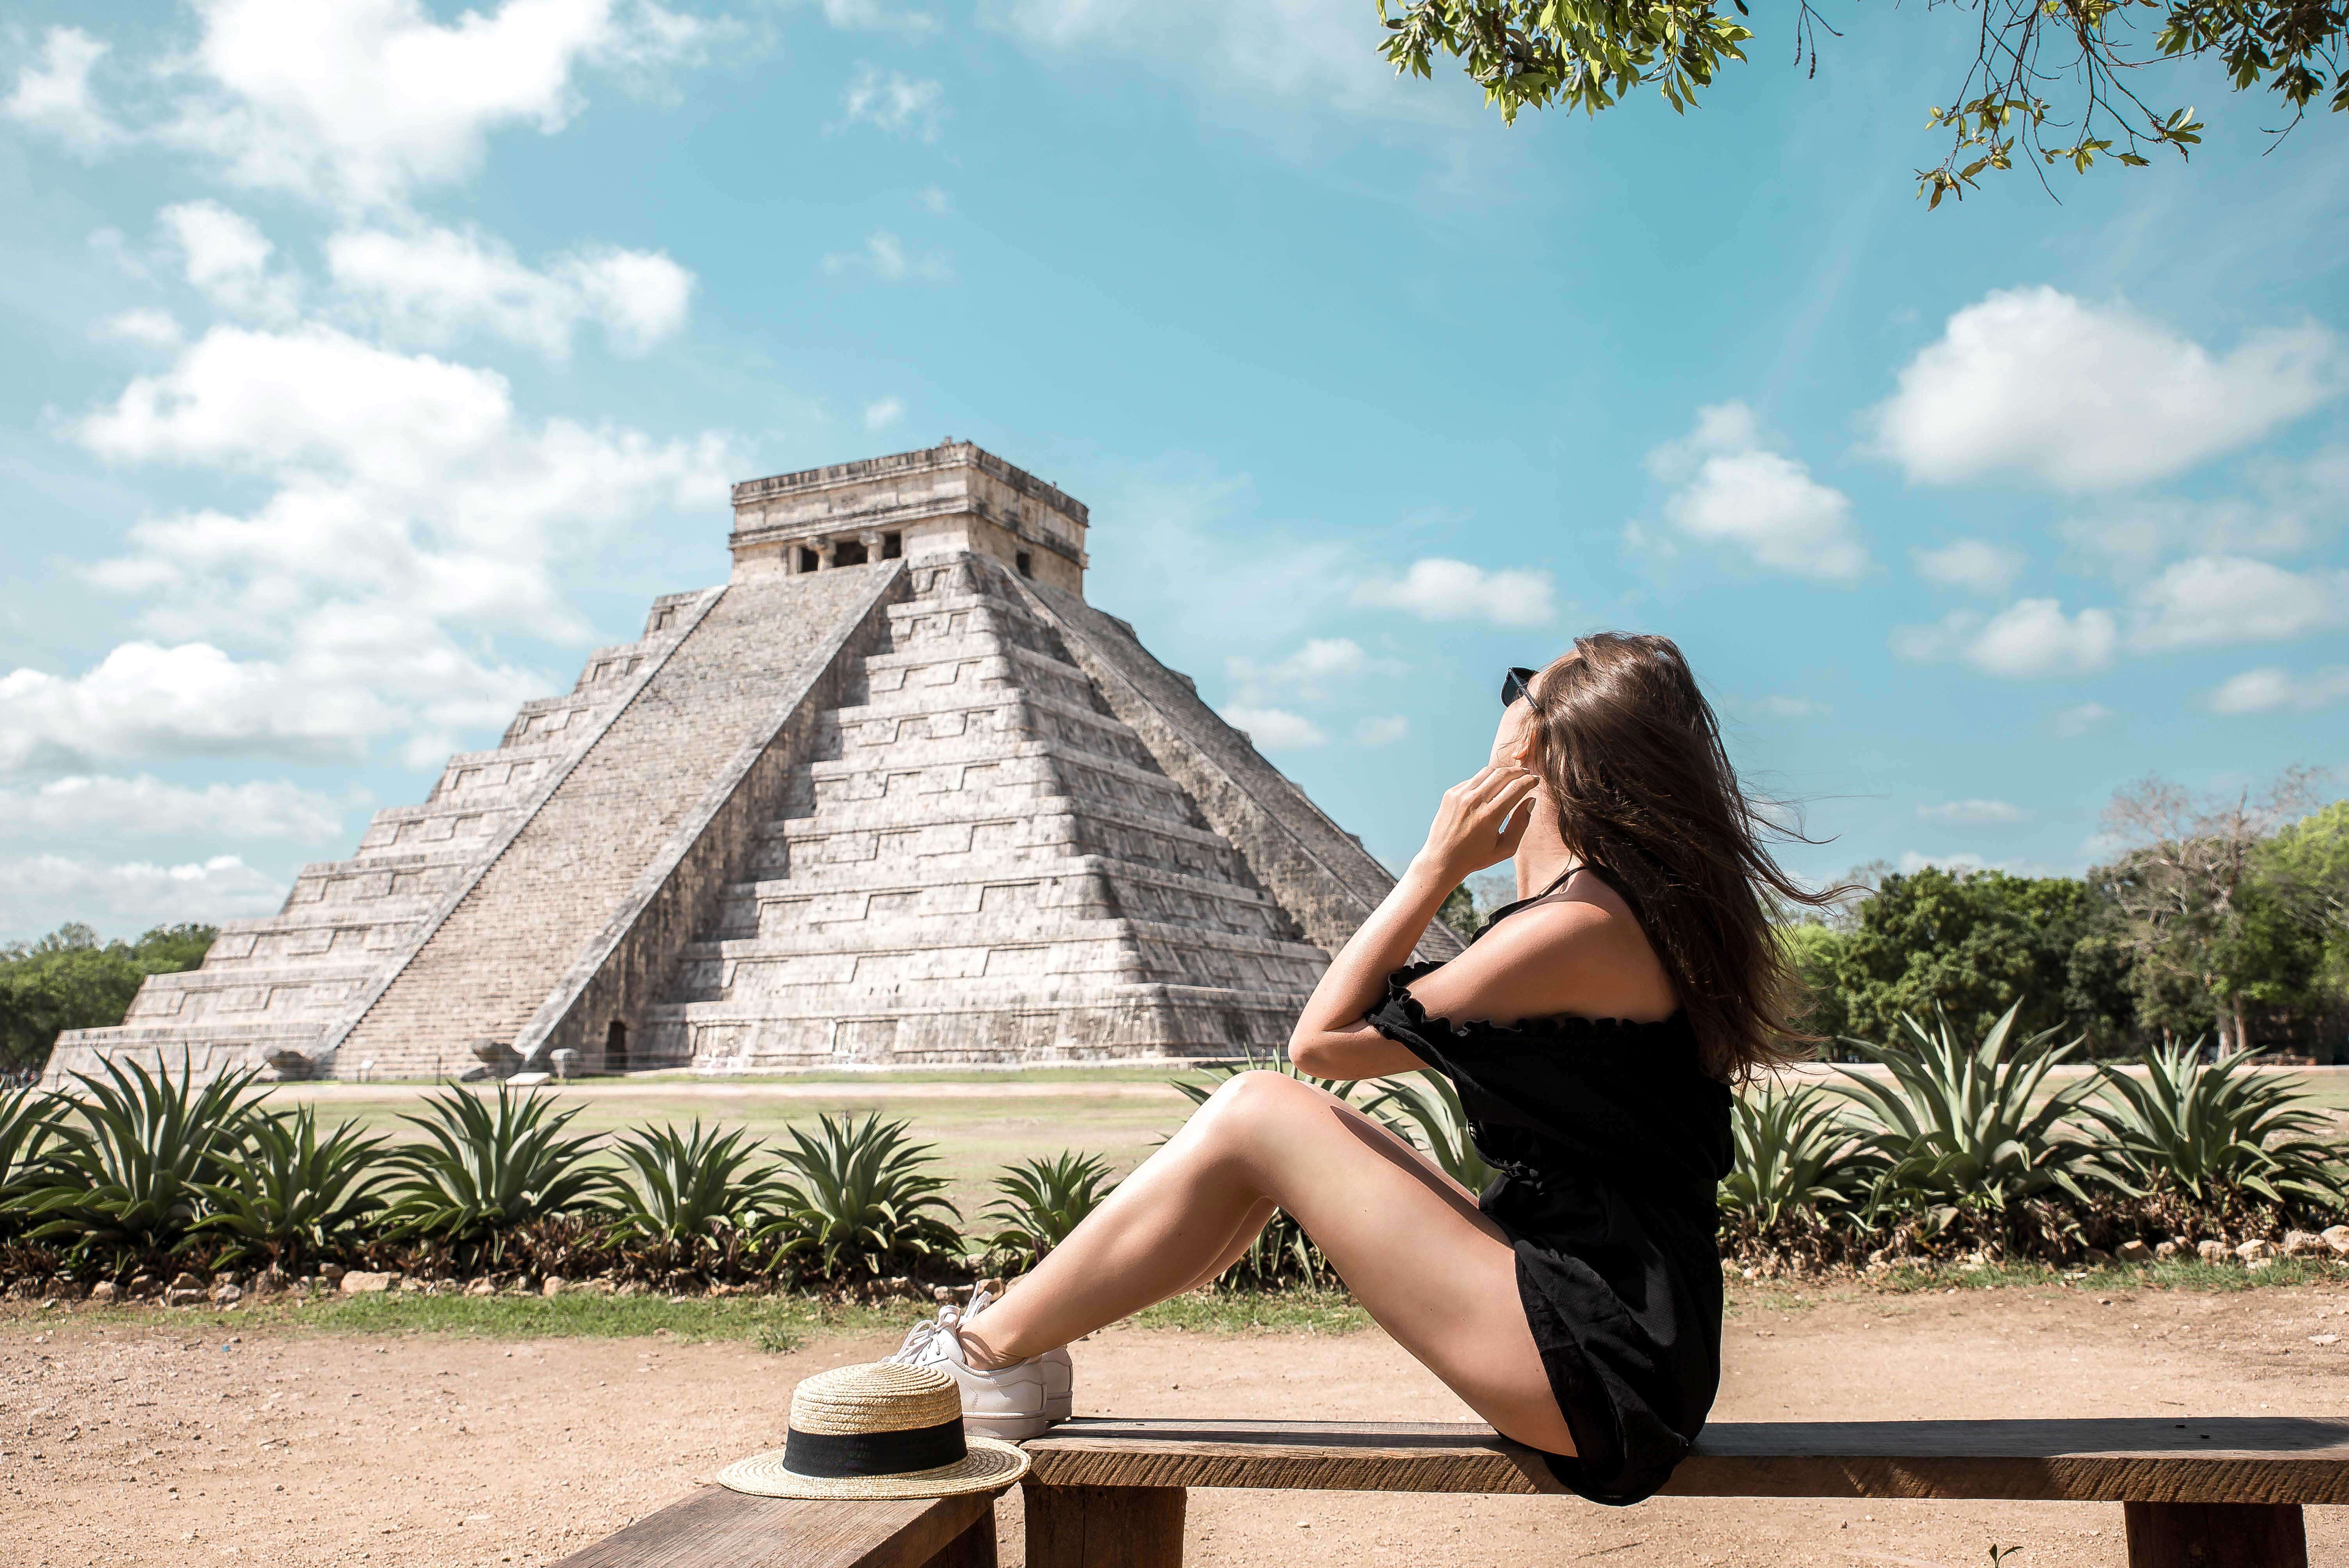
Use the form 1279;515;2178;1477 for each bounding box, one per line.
45;441;1460;1085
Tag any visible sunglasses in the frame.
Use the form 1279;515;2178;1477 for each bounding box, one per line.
1501;667;1539;708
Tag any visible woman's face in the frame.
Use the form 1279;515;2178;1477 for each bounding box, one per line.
1490;696;1537;770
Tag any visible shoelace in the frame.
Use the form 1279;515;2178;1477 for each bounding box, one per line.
886;1307;962;1364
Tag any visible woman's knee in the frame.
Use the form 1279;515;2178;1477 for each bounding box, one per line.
1192;1069;1325;1147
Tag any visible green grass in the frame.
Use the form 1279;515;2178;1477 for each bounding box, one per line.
1130;1289;1371;1335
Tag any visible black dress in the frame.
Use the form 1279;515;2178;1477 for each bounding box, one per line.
1362;873;1734;1506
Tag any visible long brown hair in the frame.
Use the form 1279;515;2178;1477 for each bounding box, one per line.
1522;632;1832;1081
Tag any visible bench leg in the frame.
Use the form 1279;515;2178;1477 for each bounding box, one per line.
2124;1502;2306;1568
928;1503;999;1568
1022;1483;1185;1568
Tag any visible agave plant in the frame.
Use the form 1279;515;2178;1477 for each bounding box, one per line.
1830;1000;2127;1231
607;1120;786;1247
1362;1070;1495;1191
381;1083;614;1243
0;1085;57;1212
195;1107;389;1268
981;1150;1119;1270
763;1112;962;1279
11;1058;264;1256
1718;1083;1875;1229
2085;1042;2345;1207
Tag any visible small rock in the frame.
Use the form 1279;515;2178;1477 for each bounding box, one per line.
256;1267;288;1294
2237;1239;2277;1263
2081;1248;2116;1267
319;1263;347;1283
2197;1240;2231;1264
339;1271;396;1295
2116;1240;2153;1264
169;1270;207;1292
2323;1225;2349;1258
2155;1240;2181;1261
87;1281;118;1304
209;1283;243;1305
466;1278;498;1297
2310;1334;2340;1347
2283;1230;2322;1258
163;1287;206;1308
129;1273;157;1295
2249;1257;2274;1272
542;1277;568;1297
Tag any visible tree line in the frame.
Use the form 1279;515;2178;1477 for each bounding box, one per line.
1787;774;2348;1060
0;923;216;1081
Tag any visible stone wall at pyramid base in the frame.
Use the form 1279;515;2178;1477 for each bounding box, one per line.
644;982;1307;1071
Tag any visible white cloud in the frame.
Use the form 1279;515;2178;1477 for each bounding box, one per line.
2208;666;2349;715
4;26;127;155
1220;705;1326;749
1918;798;2027;825
98;309;185;349
838;65;944;140
0;774;347;841
1914;538;2024;595
1351;558;1554;626
916;185;952;215
1751;694;1828;719
864;397;905;432
1353;715;1408;747
1642;401;1865;583
60;322;729;766
164;0;710;208
0;641;396;770
2126;555;2348;651
1870;286;2340;491
1896;850;1995;876
1228;637;1376;696
2052;701;2115;737
822;231;954;283
162;200;303;324
1893;599;2118;678
0;852;287;936
326;225;693;358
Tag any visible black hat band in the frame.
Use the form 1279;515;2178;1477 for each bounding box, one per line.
784;1416;968;1478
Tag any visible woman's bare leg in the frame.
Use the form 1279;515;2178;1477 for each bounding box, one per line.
955;1072;1574;1454
1165;1196;1278;1296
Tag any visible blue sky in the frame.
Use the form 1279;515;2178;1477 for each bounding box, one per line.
2;0;2344;941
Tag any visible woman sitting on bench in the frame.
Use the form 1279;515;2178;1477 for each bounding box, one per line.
888;632;1828;1505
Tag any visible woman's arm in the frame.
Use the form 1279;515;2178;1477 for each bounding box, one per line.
1289;764;1539;1079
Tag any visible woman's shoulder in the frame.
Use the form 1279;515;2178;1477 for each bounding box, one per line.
1412;876;1678;1030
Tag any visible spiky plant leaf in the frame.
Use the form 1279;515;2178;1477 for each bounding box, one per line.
761;1112;961;1280
1829;999;2130;1230
981;1150;1119;1270
607;1120;785;1246
2086;1042;2345;1207
1361;1069;1496;1191
380;1083;615;1245
194;1107;388;1267
1719;1083;1877;1229
9;1057;264;1256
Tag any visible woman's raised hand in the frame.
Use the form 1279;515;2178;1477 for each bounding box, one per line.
1412;764;1540;885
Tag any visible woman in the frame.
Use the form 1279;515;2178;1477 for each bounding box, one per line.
889;632;1823;1504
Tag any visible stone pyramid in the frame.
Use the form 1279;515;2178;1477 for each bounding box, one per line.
48;442;1458;1084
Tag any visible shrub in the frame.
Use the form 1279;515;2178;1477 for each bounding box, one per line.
0;1085;56;1219
10;1058;262;1260
382;1084;614;1248
2086;1043;2345;1208
1830;1000;2127;1235
981;1151;1119;1271
194;1107;387;1270
763;1112;961;1280
608;1120;784;1247
1720;1083;1874;1231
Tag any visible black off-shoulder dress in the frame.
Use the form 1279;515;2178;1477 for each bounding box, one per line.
1363;874;1734;1506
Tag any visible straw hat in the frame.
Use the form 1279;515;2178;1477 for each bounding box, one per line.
717;1361;1030;1500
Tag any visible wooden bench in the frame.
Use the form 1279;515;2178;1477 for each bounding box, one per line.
555;1415;2349;1568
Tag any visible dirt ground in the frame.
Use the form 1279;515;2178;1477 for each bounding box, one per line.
7;1282;2349;1568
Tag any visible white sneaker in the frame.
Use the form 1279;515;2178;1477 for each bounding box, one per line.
884;1296;1069;1441
962;1286;1073;1423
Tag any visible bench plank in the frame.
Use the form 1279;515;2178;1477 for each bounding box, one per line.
549;1486;996;1568
1022;1418;2349;1506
